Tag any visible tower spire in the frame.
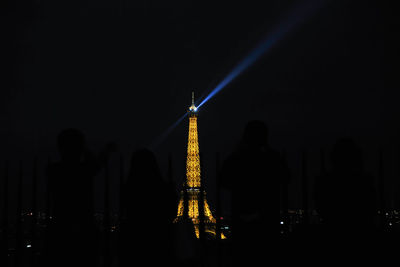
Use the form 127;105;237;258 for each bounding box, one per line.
189;91;197;113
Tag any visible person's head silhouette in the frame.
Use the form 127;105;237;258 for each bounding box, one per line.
57;128;85;163
241;120;269;149
330;138;363;172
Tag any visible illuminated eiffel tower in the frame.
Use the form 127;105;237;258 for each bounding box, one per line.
174;92;224;239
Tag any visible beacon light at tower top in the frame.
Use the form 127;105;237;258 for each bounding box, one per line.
189;91;198;113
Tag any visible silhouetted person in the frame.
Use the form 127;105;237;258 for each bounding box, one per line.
45;128;115;267
119;148;177;266
220;120;289;266
313;138;378;262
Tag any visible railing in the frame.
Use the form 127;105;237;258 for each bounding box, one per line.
0;149;398;266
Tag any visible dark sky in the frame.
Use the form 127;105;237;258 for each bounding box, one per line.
1;0;397;209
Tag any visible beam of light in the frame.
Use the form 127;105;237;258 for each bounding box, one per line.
151;0;328;149
197;0;328;109
149;112;188;150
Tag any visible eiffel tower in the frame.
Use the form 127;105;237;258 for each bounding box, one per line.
174;92;224;239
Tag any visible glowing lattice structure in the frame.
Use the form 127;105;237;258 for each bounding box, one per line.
174;92;225;239
186;115;201;188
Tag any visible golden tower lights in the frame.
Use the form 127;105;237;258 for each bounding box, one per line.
174;92;224;239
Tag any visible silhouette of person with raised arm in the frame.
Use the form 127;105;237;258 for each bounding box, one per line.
119;148;177;267
45;128;115;267
220;120;289;266
313;138;378;262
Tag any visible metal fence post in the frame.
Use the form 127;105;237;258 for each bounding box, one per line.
15;160;23;267
104;158;111;267
1;161;9;265
215;152;222;267
31;158;38;267
302;151;309;225
378;150;386;230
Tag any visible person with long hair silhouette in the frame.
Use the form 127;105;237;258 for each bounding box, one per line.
119;148;177;266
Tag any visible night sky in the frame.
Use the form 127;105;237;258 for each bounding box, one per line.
1;0;397;209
